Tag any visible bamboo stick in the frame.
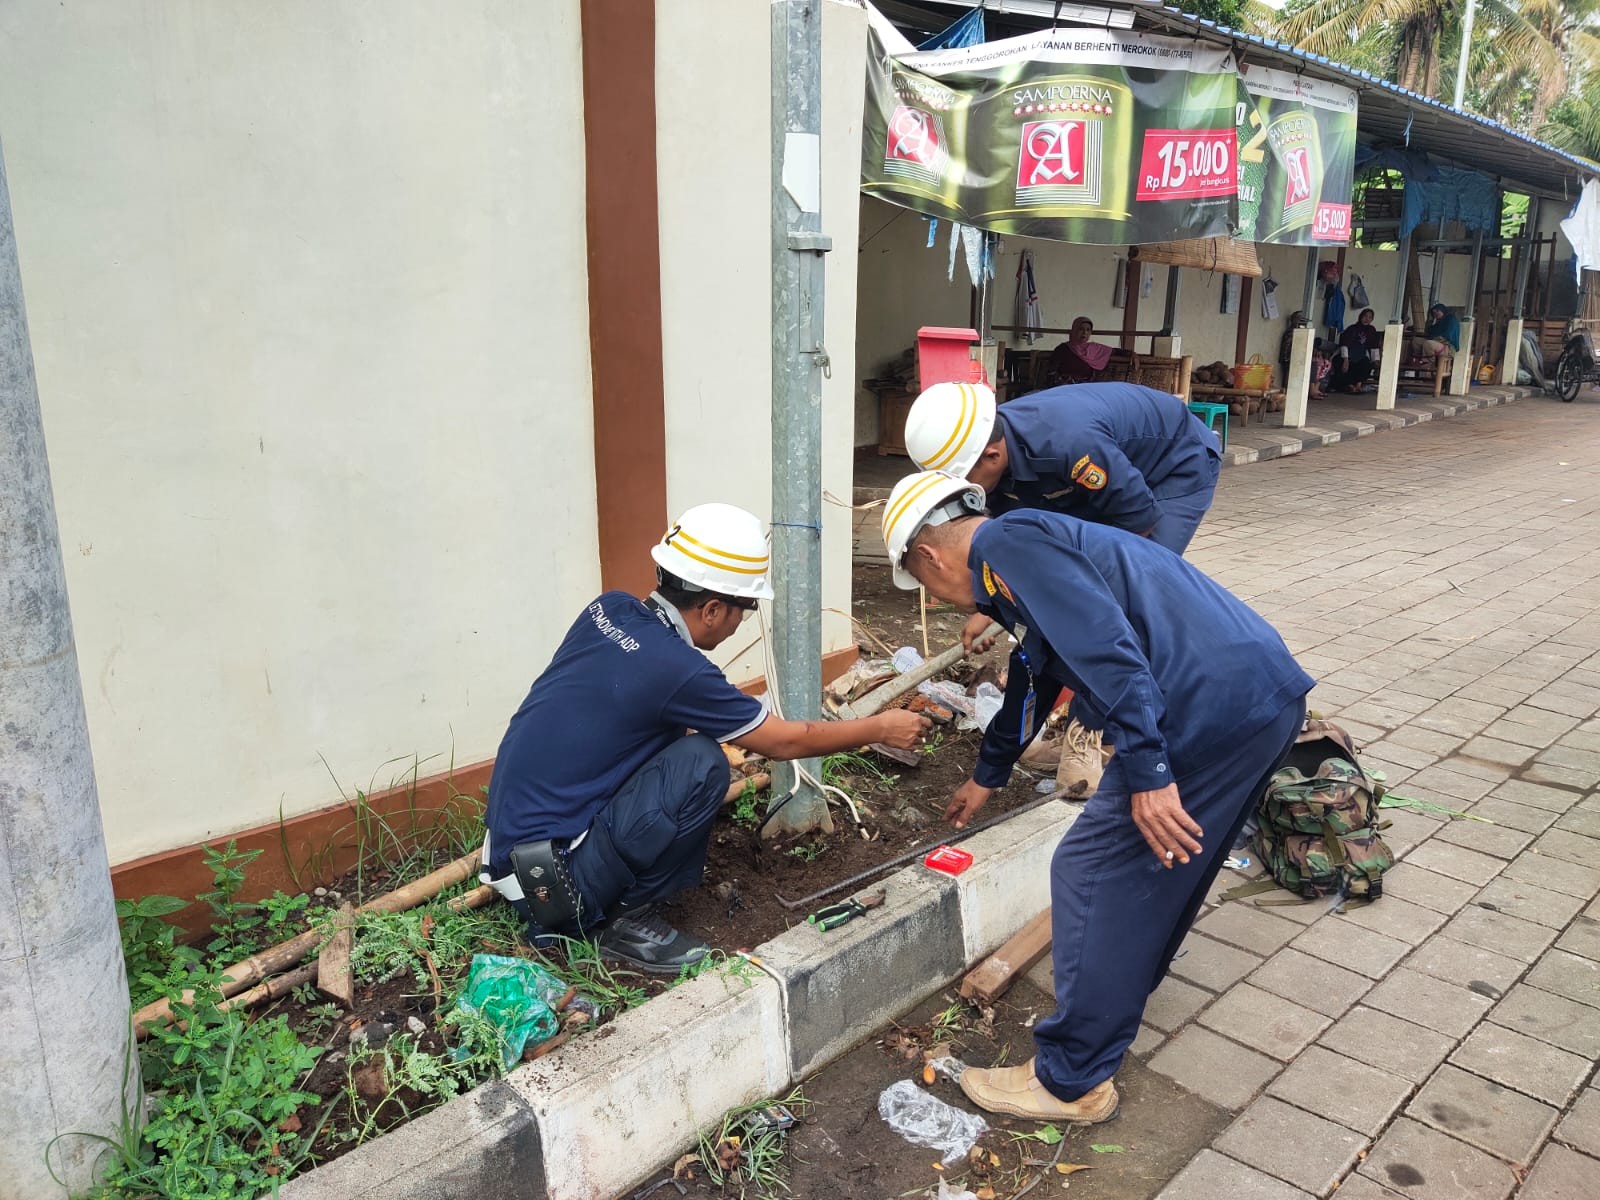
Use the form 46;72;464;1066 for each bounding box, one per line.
215;962;318;1017
838;624;1003;720
134;850;486;1036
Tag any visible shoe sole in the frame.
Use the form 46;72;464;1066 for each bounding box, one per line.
958;1078;1120;1126
597;945;708;977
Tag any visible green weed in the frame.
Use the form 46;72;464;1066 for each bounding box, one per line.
116;894;202;1011
821;750;895;792
695;1088;809;1198
672;949;762;991
730;778;766;829
199;841;266;961
86;974;325;1200
787;842;827;863
533;937;649;1014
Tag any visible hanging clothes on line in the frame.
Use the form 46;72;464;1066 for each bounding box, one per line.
1015;249;1045;344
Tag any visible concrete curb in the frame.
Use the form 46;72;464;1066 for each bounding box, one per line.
274;798;1082;1200
1219;385;1530;467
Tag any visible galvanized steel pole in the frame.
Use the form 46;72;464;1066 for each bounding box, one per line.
1513;197;1541;317
0;140;137;1197
768;0;832;835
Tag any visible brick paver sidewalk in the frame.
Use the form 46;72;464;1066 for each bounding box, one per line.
1108;394;1600;1199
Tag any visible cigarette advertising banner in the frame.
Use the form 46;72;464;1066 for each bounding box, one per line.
1235;64;1358;245
862;27;1242;244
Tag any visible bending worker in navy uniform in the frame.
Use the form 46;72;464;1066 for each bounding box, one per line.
882;471;1312;1124
482;503;930;975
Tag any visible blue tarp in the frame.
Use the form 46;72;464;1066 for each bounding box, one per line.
917;6;986;49
1354;145;1499;239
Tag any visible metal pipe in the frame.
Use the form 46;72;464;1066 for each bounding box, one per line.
1513;197;1541;317
1161;266;1182;336
1301;245;1320;324
1453;0;1477;110
768;0;831;834
1428;248;1443;306
1465;228;1486;315
0;139;138;1194
1391;234;1412;326
976;230;997;342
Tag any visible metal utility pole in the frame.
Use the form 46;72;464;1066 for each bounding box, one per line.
0;140;137;1196
768;0;833;836
1453;0;1477;110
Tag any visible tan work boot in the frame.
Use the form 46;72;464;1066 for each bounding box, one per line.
1054;719;1106;800
959;1058;1119;1124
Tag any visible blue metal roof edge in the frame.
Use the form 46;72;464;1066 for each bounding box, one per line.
1152;4;1600;180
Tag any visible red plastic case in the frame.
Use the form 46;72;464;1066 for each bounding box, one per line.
923;845;974;875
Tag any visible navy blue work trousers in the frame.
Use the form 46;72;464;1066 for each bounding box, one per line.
511;734;728;935
1147;451;1221;554
1032;696;1305;1101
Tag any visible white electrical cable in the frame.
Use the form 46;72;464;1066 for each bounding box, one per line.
754;601;864;828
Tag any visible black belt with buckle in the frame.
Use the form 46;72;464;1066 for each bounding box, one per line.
508;839;584;932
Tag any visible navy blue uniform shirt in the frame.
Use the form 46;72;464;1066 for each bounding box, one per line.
969;512;1312;792
992;383;1220;534
484;592;766;877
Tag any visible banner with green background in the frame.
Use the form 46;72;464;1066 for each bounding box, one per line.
1234;64;1358;246
862;28;1357;247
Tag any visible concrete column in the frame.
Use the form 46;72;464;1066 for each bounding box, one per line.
1376;323;1404;409
1151;335;1182;357
1449;317;1476;394
0;144;137;1198
1500;317;1524;385
1282;326;1315;427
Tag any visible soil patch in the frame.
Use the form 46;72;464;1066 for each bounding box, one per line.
634;980;1230;1200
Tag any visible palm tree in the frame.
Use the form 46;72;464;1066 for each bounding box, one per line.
1275;0;1566;115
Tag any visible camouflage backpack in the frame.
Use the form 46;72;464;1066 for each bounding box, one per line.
1253;719;1394;902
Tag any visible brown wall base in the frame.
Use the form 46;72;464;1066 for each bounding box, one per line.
112;646;860;927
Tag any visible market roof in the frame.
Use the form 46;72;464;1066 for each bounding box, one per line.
875;0;1599;201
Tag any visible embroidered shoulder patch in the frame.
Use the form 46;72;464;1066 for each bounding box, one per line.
981;562;1015;604
1072;458;1108;490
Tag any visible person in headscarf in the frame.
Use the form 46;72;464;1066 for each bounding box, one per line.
1409;303;1460;364
1333;308;1380;392
1050;316;1113;384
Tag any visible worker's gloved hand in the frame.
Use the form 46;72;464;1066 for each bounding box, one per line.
945;778;995;829
961;612;1000;655
875;709;932;749
1131;784;1204;869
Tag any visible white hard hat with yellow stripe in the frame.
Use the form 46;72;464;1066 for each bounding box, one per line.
881;470;987;591
652;503;775;600
904;381;997;478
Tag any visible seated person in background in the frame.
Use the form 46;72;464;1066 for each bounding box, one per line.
1409;303;1460;364
1050;315;1114;384
1309;344;1332;400
1333;308;1380;392
480;504;930;973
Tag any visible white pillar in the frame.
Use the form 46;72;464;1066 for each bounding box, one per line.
0;143;138;1197
1282;326;1314;427
1151;335;1182;357
1376;323;1404;409
1449;317;1475;395
1500;318;1524;385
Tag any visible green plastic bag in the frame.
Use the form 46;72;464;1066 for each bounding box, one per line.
452;953;566;1070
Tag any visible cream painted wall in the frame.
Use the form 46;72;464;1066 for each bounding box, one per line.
0;1;599;862
657;0;864;682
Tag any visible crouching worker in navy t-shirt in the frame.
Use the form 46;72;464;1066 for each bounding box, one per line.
481;503;929;974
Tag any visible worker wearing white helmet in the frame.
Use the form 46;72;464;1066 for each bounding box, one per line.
482;503;929;974
883;471;1310;1125
906;379;1222;789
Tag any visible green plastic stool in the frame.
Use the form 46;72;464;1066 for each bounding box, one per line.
1188;401;1229;451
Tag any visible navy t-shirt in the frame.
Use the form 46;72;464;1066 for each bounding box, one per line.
483;592;767;878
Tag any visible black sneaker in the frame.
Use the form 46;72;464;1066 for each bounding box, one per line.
596;906;710;976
